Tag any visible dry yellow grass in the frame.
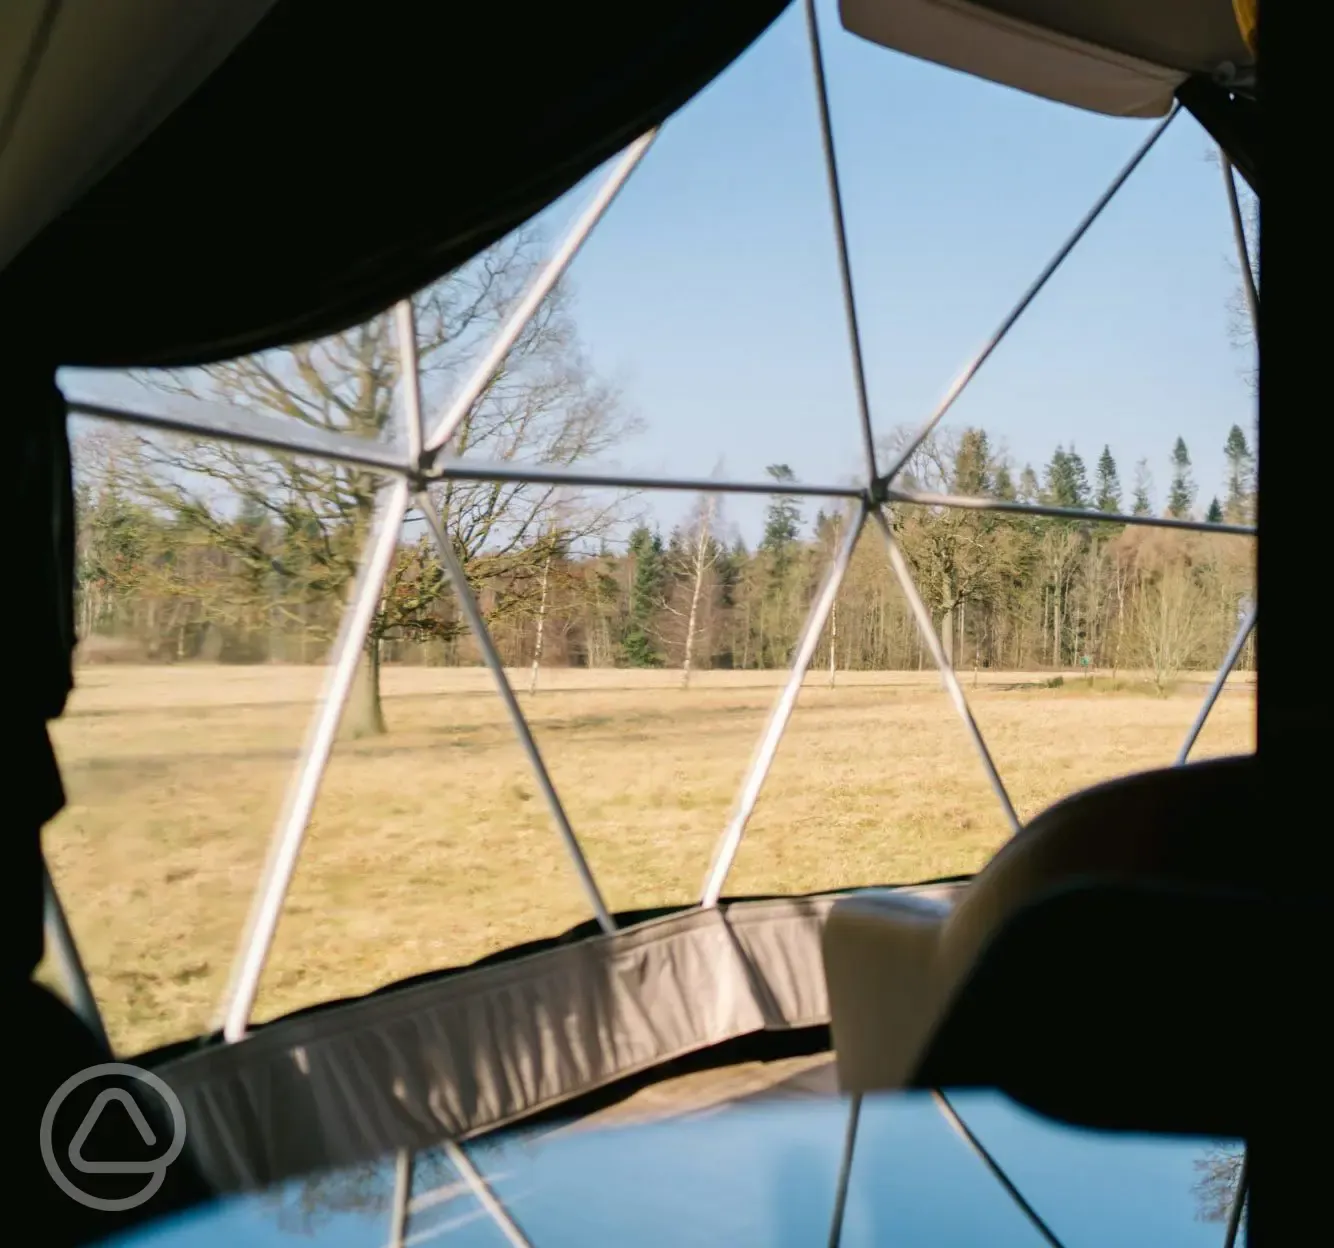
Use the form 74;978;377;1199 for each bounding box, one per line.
42;663;1254;1056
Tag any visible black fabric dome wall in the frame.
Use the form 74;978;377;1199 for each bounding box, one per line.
0;1;791;370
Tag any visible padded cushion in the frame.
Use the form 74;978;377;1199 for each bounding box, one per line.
822;754;1305;1133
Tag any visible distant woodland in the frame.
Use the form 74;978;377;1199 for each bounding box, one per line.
71;232;1255;730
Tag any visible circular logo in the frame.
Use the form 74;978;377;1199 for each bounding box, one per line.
40;1063;187;1212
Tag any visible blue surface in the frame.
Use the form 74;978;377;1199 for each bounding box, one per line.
100;1090;1243;1246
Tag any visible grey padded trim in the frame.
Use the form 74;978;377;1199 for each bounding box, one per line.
153;885;964;1193
841;0;1191;118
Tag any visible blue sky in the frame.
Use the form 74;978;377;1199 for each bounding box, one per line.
64;0;1255;548
532;0;1256;540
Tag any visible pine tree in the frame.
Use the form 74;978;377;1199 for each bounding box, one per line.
952;429;994;495
1067;447;1091;509
77;473;155;637
1043;445;1089;509
1206;497;1223;524
760;464;803;580
761;465;801;548
1167;437;1195;519
1131;459;1153;516
1095;445;1122;513
1043;448;1067;505
715;539;745;612
1223;425;1255;523
994;463;1016;501
1018;465;1040;503
621;524;664;667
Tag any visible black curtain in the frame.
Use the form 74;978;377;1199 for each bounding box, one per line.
0;0;791;368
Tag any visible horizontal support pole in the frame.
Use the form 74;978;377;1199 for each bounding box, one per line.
426;457;864;499
67;391;863;501
69;393;408;476
885;487;1256;538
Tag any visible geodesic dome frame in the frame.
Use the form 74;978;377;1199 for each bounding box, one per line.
8;2;1272;1245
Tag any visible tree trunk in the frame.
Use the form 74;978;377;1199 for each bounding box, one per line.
828;598;838;689
1043;586;1049;665
1053;580;1063;671
529;552;552;695
343;637;386;738
681;501;714;690
1112;567;1125;681
681;572;702;689
940;605;954;669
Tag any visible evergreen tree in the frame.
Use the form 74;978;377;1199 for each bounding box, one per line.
1095;445;1122;513
1043;447;1070;506
1018;464;1040;503
621;524;664;667
1167;437;1195;519
664;524;688;565
760;464;803;581
1043;446;1090;509
78;477;155;633
1068;447;1091;508
761;465;802;550
1206;497;1223;524
715;540;745;613
994;463;1016;501
1131;459;1153;516
1223;424;1255;523
952;429;994;495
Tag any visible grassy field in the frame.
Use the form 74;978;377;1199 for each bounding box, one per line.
42;663;1254;1056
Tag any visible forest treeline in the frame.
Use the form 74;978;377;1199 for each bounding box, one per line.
74;419;1255;692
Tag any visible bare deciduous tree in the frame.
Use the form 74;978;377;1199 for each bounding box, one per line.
528;535;557;695
1193;1145;1246;1232
826;510;842;689
123;231;636;733
1117;529;1207;689
888;428;1024;667
669;493;721;690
